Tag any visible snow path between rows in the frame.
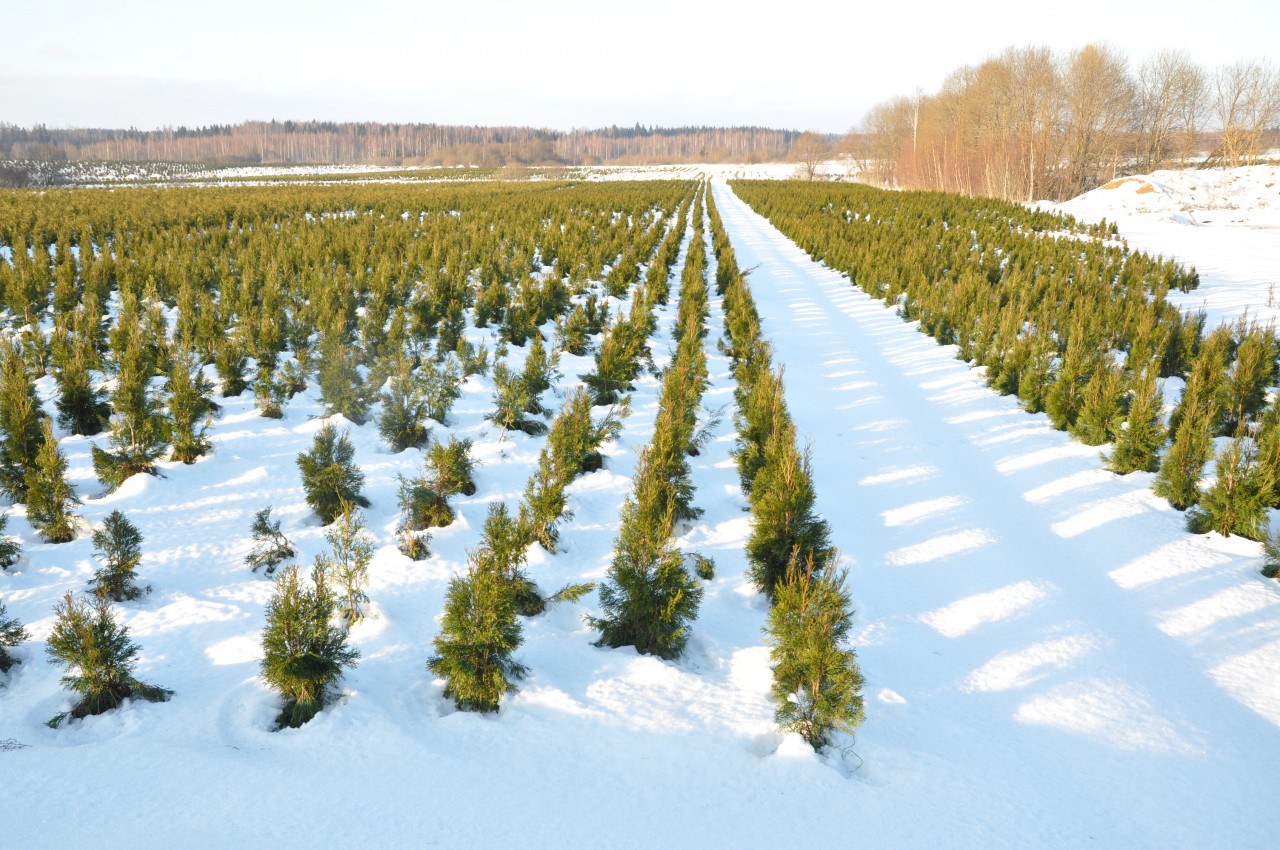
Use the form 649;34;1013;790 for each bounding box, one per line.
714;181;1280;848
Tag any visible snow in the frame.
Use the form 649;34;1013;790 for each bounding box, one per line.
0;169;1276;847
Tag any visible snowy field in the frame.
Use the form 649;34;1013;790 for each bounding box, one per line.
2;168;1278;848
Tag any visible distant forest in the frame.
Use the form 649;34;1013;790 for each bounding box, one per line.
0;122;801;167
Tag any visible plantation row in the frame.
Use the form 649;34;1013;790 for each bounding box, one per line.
706;186;865;747
731;181;1280;557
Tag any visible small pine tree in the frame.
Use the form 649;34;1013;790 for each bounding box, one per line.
167;353;219;464
1071;360;1126;447
1263;526;1280;580
53;346;110;437
519;454;569;552
591;447;703;659
321;501;374;627
1186;437;1270;540
0;343;45;501
0;512;20;570
378;369;431;452
24;418;80;544
1154;402;1215;510
89;510;149;601
260;563;359;728
1106;367;1166;475
427;554;527;713
214;340;248;397
45;592;172;727
766;554;865;750
421;356;464;424
254;359;289;419
316;332;371;424
245;507;296;575
0;596;29;674
297;423;370;524
91;350;169;491
427;436;477;497
487;361;547;437
747;429;832;601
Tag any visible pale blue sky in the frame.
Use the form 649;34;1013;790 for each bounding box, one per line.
3;0;1276;132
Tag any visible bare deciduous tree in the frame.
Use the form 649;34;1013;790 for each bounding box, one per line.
789;131;832;181
1214;61;1280;167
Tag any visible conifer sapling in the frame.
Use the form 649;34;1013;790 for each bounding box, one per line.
45;592;172;727
89;510;149;601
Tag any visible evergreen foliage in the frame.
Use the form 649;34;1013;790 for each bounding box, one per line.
0;596;28;674
1106;366;1166;474
1186;437;1270;540
766;554;865;750
91;344;169;491
591;447;703;659
1262;526;1280;580
245;507;296;575
0;512;21;570
0;342;45;501
45;592;172;727
297;423;369;524
319;501;374;627
260;563;359;728
53;343;110;437
378;367;431;452
167;352;219;464
24;418;79;543
426;436;477;498
427;552;527;713
747;430;832;601
89;510;149;601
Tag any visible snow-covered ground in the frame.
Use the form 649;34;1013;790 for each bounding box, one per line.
2;168;1277;847
1050;165;1280;330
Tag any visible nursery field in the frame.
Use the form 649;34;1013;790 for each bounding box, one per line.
0;170;1277;848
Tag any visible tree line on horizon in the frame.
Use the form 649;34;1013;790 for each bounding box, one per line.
0;122;801;169
848;45;1280;201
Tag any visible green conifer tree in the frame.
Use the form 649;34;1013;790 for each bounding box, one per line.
591;446;703;659
24;418;79;543
320;501;374;627
766;554;865;750
0;343;45;501
45;592;171;727
747;428;832;601
89;510;149;601
0;513;20;570
1186;437;1270;540
427;553;527;713
1106;366;1166;474
91;342;169;491
167;352;219;464
0;596;29;674
378;369;431;452
260;563;359;728
245;507;296;575
53;341;110;437
296;423;369;524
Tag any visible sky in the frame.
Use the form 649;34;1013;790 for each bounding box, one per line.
2;0;1277;133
